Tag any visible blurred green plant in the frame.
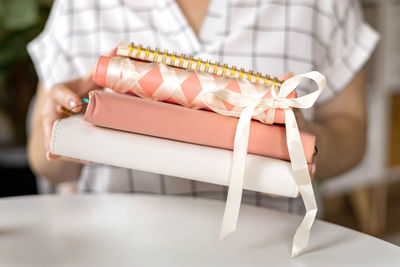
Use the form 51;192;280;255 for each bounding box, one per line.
0;0;52;144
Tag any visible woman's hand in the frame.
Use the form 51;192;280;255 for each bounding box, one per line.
28;79;95;181
28;48;117;182
42;48;117;161
280;68;367;179
42;73;99;161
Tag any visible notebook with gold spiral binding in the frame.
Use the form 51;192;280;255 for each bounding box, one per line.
116;41;283;86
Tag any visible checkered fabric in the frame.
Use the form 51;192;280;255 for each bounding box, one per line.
28;0;378;213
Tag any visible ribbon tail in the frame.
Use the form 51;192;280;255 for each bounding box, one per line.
218;104;256;242
284;109;318;258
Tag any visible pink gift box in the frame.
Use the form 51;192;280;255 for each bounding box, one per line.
94;56;297;125
84;90;316;164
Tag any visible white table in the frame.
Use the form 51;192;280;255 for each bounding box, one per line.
0;194;398;266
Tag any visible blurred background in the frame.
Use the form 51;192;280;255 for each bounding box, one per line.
0;0;51;197
0;0;399;246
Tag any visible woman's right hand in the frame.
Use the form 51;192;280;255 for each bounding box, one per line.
41;48;117;161
41;72;99;161
28;48;117;181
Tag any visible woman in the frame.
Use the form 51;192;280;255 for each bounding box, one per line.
27;0;379;213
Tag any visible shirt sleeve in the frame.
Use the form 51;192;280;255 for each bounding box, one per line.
27;0;78;91
315;0;380;105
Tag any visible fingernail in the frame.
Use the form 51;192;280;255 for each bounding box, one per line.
80;160;92;165
46;151;52;161
68;98;77;109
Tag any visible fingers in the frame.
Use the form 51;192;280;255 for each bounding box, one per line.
43;73;100;160
50;83;83;113
292;108;310;133
309;160;317;181
105;47;118;57
66;72;101;97
47;153;92;164
293;108;303;119
293;108;306;123
40;47;115;162
41;99;61;153
47;152;60;160
280;71;294;81
61;155;92;165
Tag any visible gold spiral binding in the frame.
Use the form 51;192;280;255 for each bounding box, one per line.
153;48;159;62
128;43;134;57
178;55;185;68
162;50;168;64
247;71;253;81
135;45;142;58
144;47;150;61
120;43;282;85
205;60;210;72
188;56;194;69
255;72;261;84
239;68;245;78
196;59;201;71
222;64;227;76
264;75;271;84
170;52;177;65
213;62;220;75
230;66;237;77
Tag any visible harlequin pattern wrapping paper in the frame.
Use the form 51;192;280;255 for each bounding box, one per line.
94;56;295;125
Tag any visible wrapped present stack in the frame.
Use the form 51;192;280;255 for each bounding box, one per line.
50;41;326;257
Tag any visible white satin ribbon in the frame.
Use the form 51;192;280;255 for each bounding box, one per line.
106;58;326;256
203;71;326;257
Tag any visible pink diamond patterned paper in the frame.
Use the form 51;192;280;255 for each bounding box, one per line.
95;56;296;124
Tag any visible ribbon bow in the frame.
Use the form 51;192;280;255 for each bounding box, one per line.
203;71;326;257
106;57;326;256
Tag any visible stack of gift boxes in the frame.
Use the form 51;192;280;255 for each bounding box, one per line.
88;56;316;173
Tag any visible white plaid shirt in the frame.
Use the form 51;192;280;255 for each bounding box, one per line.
28;0;378;212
